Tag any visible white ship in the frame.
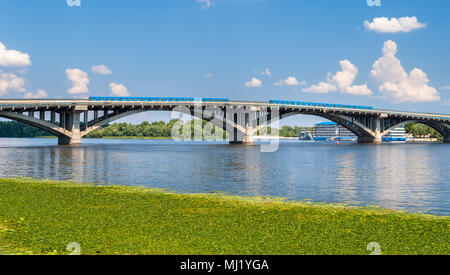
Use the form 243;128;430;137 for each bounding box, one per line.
382;127;407;142
313;122;357;141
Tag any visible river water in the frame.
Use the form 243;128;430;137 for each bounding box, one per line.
0;138;448;215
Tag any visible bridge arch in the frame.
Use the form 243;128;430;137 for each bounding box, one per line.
250;111;378;142
82;109;148;136
381;119;449;140
81;106;247;139
0;111;72;138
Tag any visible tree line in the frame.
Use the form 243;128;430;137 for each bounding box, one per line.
85;121;313;139
0;121;49;138
405;123;442;139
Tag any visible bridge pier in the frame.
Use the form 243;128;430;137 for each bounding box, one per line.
229;131;254;145
358;135;382;144
358;131;383;144
357;118;383;144
228;109;255;145
444;135;450;143
57;108;84;145
58;134;81;145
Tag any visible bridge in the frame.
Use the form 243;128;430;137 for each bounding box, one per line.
0;99;449;145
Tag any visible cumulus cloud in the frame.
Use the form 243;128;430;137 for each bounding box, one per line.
275;76;305;87
260;68;272;77
109;82;130;96
24;89;48;99
364;16;427;33
303;82;336;94
91;65;112;75
370;40;440;103
244;77;262;88
303;60;372;96
66;68;89;94
205;72;213;79
0;72;26;96
0;42;31;67
197;0;211;9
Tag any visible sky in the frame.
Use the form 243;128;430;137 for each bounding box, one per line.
0;0;449;126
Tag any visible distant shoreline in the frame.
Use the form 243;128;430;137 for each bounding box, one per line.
4;136;299;140
0;136;443;143
31;136;173;140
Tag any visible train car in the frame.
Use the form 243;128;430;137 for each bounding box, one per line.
90;97;198;102
269;100;373;110
89;97;230;103
202;98;230;103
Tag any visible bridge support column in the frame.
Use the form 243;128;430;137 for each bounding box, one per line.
230;128;254;145
444;135;450;143
228;108;254;145
358;118;383;144
58;109;84;146
50;111;56;124
358;134;382;144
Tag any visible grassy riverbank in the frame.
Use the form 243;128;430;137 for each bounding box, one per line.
0;178;448;255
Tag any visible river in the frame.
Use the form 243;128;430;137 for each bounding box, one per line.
0;138;448;215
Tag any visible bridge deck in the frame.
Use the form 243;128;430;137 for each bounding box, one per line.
0;99;449;121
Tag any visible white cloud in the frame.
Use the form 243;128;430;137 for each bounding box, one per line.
0;42;31;67
303;60;372;96
244;77;262;88
109;82;130;96
91;65;112;75
197;0;211;9
439;86;450;91
364;16;427;33
24;89;48;99
205;72;213;79
443;99;450;106
260;68;272;77
0;72;26;96
66;68;89;94
371;40;440;103
275;76;305;87
303;82;336;94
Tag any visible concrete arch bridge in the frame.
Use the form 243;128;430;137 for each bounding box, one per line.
0;99;448;145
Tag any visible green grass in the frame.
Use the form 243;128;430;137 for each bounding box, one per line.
0;178;448;255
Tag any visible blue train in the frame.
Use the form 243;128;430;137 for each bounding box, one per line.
269;100;374;110
88;97;230;103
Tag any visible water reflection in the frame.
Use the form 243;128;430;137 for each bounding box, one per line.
335;152;359;204
0;138;448;215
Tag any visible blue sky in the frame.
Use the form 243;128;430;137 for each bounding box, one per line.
0;0;449;125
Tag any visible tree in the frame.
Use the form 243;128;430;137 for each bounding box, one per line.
405;123;442;139
0;121;50;137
